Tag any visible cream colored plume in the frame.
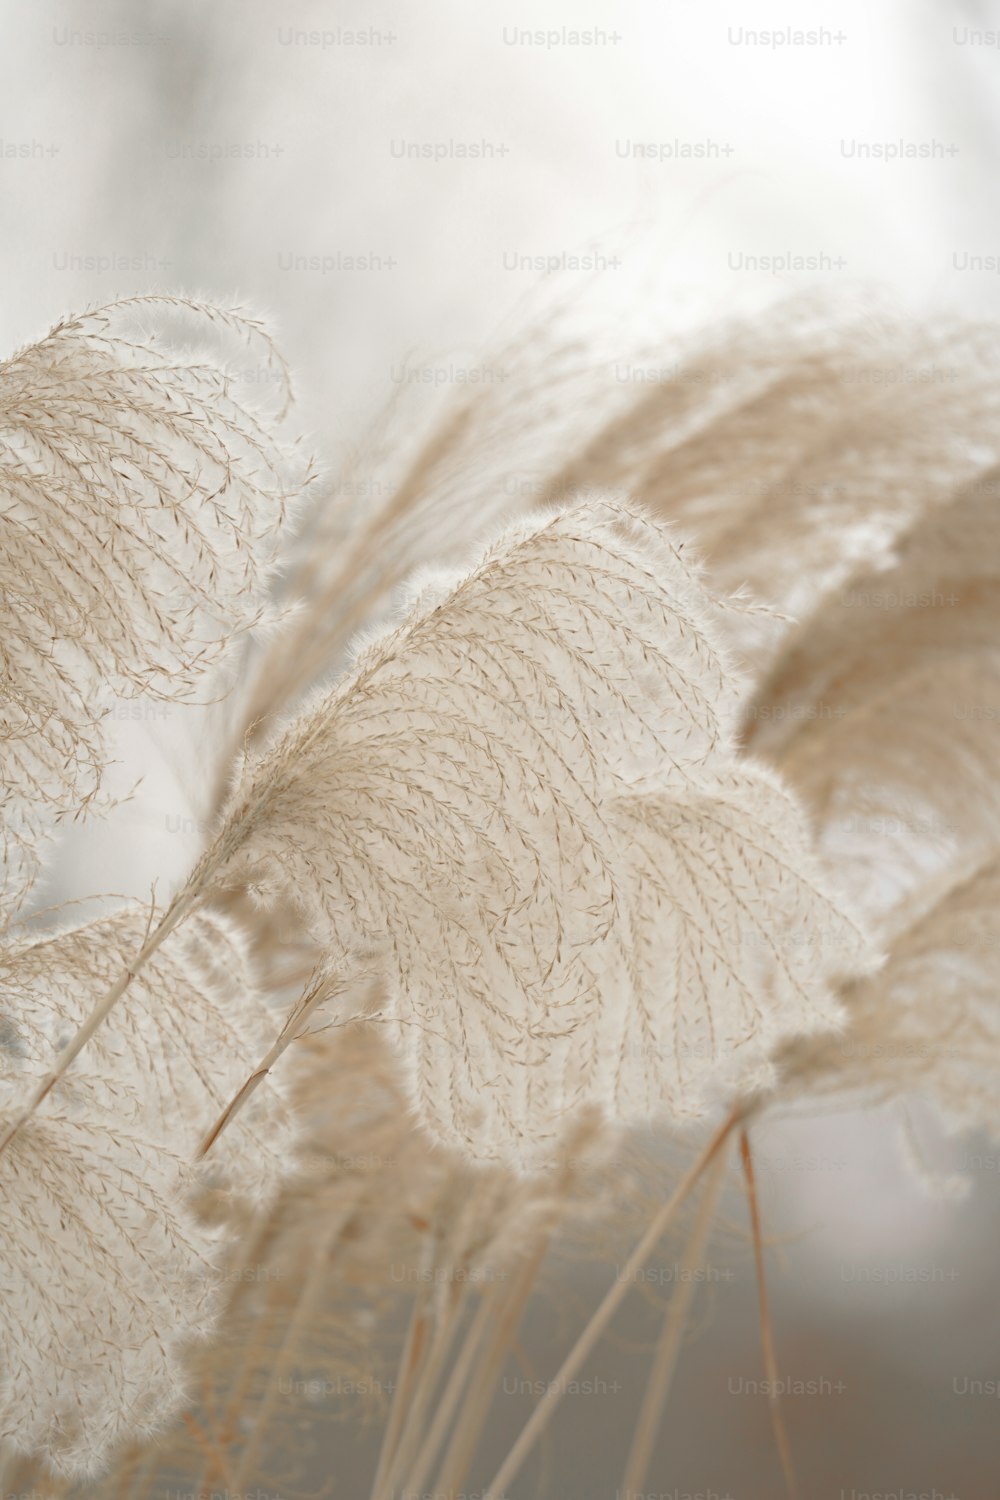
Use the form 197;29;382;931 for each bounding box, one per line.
605;762;869;1123
221;498;869;1168
0;906;295;1199
0;906;295;1476
0;296;301;912
0;1101;218;1478
780;852;1000;1144
11;286;997;1491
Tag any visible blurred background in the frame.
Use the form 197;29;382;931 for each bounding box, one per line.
4;1;1000;1495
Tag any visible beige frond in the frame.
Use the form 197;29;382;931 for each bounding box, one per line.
217;498;866;1168
541;301;1000;622
0;1098;219;1478
0;902;298;1476
606;762;869;1121
0;296;305;911
0;905;296;1200
781;853;1000;1144
742;467;1000;912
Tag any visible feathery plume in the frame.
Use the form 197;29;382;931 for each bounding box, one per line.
1;906;296;1198
604;762;869;1123
9;286;992;1492
0;904;295;1475
219;498;866;1167
0;295;302;910
781;852;1000;1140
0;1089;219;1478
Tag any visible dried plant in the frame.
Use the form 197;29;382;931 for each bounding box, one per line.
4;289;1000;1497
0;295;303;913
0;903;296;1477
0;1099;217;1478
204;499;864;1169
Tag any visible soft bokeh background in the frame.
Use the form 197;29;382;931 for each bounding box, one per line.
4;2;1000;1495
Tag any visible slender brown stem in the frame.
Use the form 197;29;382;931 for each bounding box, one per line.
403;1279;506;1498
0;782;288;1152
740;1127;798;1500
0;886;199;1154
376;1181;499;1500
233;1206;354;1489
368;1242;437;1500
182;1209;283;1500
482;1107;741;1500
198;965;345;1157
378;1282;468;1500
433;1233;551;1498
619;1138;731;1498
